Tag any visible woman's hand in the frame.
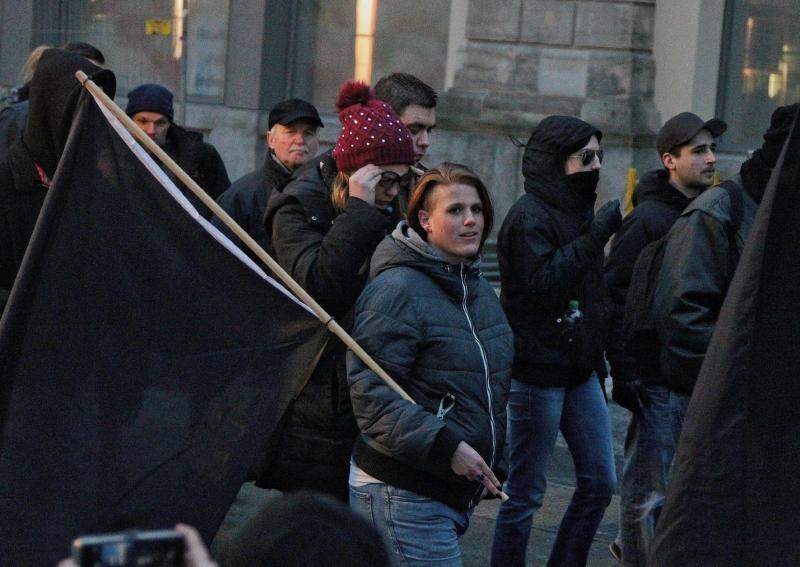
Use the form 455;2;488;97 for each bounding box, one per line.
348;164;382;206
450;440;502;498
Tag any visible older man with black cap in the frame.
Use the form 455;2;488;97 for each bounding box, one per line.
213;98;322;253
603;111;726;566
126;83;230;218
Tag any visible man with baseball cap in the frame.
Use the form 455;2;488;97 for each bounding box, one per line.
653;103;798;416
656;112;727;198
604;111;726;566
213;98;323;253
126;83;230;218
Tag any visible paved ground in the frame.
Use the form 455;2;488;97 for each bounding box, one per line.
213;386;630;567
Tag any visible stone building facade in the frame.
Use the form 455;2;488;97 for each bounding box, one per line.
1;0;797;226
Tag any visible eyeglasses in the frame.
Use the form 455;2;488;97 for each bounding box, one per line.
568;149;604;166
377;170;416;189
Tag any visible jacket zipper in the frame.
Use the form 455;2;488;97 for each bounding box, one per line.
459;265;496;506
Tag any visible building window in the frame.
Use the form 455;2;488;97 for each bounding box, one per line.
311;0;451;109
717;0;800;151
184;0;229;101
32;0;228;103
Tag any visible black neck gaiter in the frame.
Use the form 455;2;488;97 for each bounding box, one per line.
566;170;600;205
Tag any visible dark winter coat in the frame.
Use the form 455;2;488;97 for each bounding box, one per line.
348;222;513;511
653;174;758;393
497;116;609;387
604;169;693;380
255;152;391;499
212;153;292;254
0;49;115;310
0;100;28;162
162;124;230;219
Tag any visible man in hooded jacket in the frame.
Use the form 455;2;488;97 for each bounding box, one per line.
653;104;799;400
604;112;727;565
0;48;115;312
491;115;621;567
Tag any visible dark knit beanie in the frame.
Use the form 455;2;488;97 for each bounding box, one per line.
331;81;414;173
740;102;800;204
125;83;174;122
756;103;800;169
218;492;389;567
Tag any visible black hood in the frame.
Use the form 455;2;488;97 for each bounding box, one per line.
522;115;601;212
632;169;693;210
23;48;116;178
740;103;800;205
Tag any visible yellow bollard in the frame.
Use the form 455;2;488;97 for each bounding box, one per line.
712;170;721;186
623;167;638;216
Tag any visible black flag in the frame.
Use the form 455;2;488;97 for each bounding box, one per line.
0;90;328;565
650;110;800;565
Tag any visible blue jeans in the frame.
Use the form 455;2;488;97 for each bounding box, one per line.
349;483;470;567
491;377;616;567
619;385;689;567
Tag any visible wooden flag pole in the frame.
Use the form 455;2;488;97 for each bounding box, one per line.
74;70;413;404
76;71;510;502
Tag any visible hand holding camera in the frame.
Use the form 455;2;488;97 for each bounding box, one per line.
65;525;217;567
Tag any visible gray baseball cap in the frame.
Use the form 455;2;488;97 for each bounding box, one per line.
656;112;727;156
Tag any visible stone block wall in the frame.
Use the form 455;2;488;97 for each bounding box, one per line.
435;0;663;225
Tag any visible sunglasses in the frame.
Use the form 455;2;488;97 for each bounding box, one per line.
568;149;604;166
377;170;416;189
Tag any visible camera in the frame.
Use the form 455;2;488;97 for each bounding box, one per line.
71;529;186;567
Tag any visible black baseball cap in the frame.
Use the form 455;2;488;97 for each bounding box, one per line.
656;112;727;156
268;98;324;130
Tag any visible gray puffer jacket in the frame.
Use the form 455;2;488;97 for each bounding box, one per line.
347;222;514;511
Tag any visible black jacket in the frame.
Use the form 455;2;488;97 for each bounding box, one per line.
348;222;513;511
653;175;758;393
0;100;27;163
212;153;291;254
162;124;230;219
497;116;609;387
255;153;391;499
604;170;693;380
0;49;115;310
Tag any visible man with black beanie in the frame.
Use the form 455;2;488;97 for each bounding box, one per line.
126;83;230;218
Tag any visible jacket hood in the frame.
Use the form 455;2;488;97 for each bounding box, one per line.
370;221;481;300
24;48;116;178
522;115;601;211
632;169;693;209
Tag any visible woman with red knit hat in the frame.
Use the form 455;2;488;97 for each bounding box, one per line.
256;81;415;501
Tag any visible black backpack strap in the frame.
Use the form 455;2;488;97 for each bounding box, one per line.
718;178;745;273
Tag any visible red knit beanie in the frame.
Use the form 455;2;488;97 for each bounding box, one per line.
331;81;415;173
